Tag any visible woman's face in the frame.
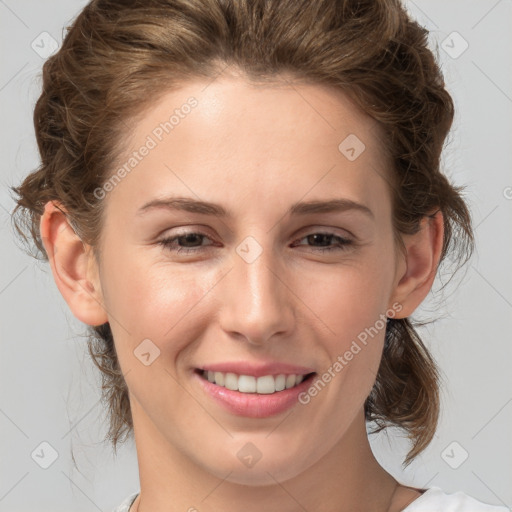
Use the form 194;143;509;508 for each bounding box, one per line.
93;73;406;484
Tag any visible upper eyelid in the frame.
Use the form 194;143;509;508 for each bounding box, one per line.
161;223;354;237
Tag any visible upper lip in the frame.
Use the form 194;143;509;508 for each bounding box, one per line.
197;361;316;378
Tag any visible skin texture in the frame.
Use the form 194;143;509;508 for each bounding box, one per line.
40;71;443;512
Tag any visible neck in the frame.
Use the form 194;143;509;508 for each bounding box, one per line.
130;400;399;512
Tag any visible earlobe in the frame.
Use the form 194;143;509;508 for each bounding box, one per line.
40;201;109;326
388;210;444;318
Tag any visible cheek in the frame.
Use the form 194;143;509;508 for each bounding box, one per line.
295;254;393;352
101;249;222;358
302;265;390;403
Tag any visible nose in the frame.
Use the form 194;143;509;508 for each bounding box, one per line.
218;241;295;346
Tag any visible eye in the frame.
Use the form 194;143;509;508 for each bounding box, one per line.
158;231;215;254
157;230;353;255
292;232;353;252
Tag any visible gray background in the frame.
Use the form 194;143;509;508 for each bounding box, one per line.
1;1;511;510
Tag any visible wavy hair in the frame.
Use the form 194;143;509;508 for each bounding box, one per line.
11;0;474;466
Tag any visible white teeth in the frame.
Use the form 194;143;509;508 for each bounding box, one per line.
238;375;257;393
275;374;286;391
203;370;310;394
285;374;296;389
224;372;238;391
256;375;275;394
214;371;224;386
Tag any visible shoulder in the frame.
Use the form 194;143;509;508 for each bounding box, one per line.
403;486;510;512
111;492;139;512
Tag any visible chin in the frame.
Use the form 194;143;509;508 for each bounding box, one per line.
193;441;312;487
211;459;308;487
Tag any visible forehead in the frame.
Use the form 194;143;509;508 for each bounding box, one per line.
105;74;392;220
132;73;384;153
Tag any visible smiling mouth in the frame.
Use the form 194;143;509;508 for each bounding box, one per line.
196;369;316;394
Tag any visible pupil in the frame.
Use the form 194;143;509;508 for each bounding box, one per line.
180;234;202;247
309;234;331;246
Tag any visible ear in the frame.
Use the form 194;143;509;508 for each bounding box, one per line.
40;201;108;326
387;210;444;318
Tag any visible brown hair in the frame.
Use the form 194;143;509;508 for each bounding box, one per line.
11;0;474;466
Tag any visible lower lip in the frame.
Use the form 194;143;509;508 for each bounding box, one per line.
193;371;316;418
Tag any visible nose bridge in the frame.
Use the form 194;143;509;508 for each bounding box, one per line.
219;238;293;344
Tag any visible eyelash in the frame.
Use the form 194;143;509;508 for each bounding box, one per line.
158;231;353;254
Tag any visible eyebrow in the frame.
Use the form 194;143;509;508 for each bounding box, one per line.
136;196;374;219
